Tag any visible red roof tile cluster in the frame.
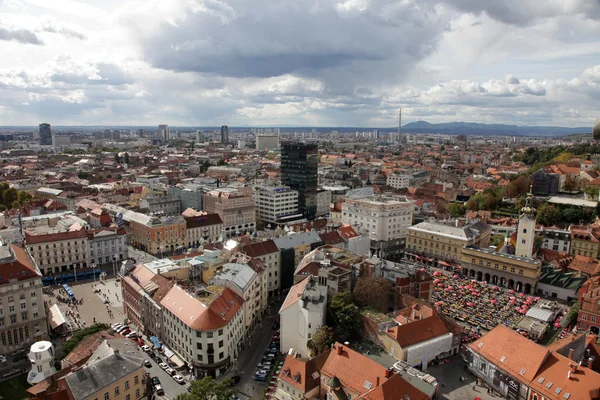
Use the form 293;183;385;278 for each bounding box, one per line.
24;229;88;244
241;239;278;258
568;255;600;276
0;245;40;285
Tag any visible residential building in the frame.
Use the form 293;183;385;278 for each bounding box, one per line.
342;195;413;261
0;243;48;354
570;225;600;258
25;229;89;276
87;228;127;266
62;350;145;400
185;213;223;247
135;174;169;189
158;124;170;141
539;227;571;253
253;186;301;226
256;134;279;150
315;189;332;218
465;324;600;400
279;276;327;358
361;300;461;370
88;208;113;228
39;123;52;145
536;269;586;302
241;240;281;295
186;248;230;284
281;142;319;219
160;285;245;378
386;173;412;189
213;262;267;333
406;220;492;263
274;231;323;290
276;342;432;400
577;276;600;334
168;184;204;211
202;186;256;237
128;213;186;256
139;196;181;216
531;168;560;195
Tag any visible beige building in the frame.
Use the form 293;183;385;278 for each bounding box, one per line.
185;213;224;247
406;220;492;263
203;186;256;238
460;246;541;293
0;244;48;354
129;213;186;256
25;229;89;276
241;240;281;295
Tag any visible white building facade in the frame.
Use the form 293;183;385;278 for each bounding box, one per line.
87;229;128;266
253;186;300;225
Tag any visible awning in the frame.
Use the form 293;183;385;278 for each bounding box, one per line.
48;304;66;329
169;353;186;368
150;336;162;349
163;346;174;359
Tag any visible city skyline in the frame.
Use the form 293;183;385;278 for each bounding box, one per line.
1;0;599;127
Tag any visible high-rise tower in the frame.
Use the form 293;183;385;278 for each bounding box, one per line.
281;142;318;219
39;123;52;145
158;124;170;141
397;108;402;144
221;125;229;144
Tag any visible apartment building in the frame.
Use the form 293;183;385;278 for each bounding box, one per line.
342;195;413;261
274;231;323;290
241;240;281;296
185;213;223;247
577;276;600;333
87;228;128;266
203;186;256;238
406;220;491;263
253;186;301;226
279;276;327;358
570;225;600;258
128;213;186;256
139;196;181;216
160;285;245;378
0;243;48;354
25;229;89;276
386;173;412;189
213;262;267;333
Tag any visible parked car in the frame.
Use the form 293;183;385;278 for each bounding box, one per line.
151;377;161;386
173;375;185;384
0;355;7;363
2;368;21;378
231;375;241;384
155;385;164;396
165;368;175;376
158;362;169;370
141;345;151;352
253;372;267;382
144;360;152;368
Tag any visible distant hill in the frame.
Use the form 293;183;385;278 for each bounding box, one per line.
401;121;590;137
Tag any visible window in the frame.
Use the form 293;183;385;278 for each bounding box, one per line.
592;316;597;323
114;387;120;396
124;381;129;390
218;329;223;335
135;390;140;398
207;332;213;338
582;314;587;320
134;376;139;385
219;352;224;359
197;343;202;350
125;396;130;400
104;393;109;400
218;340;223;348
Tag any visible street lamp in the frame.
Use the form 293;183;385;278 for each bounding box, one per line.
92;263;97;282
112;255;117;277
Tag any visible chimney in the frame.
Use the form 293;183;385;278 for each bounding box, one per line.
336;345;343;355
376;376;380;386
568;348;574;360
385;368;393;378
588;358;593;369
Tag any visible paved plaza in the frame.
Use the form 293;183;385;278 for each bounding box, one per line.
429;355;497;400
44;278;127;331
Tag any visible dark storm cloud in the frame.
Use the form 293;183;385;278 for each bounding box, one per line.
0;26;44;45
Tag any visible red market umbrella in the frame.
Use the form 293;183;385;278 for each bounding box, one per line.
467;302;474;307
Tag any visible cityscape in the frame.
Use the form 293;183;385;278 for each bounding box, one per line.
2;1;600;400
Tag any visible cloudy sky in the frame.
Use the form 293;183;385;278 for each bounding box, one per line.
1;0;599;127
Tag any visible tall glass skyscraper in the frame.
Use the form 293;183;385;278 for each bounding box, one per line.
281;142;318;219
39;123;52;145
221;125;229;144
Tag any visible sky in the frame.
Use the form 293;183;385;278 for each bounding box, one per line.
0;0;599;128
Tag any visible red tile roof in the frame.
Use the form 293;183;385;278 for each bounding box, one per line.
160;285;244;331
319;231;345;245
279;350;331;392
24;229;87;244
387;314;449;347
358;374;431;400
279;276;311;313
0;245;40;285
184;213;223;229
241;240;279;258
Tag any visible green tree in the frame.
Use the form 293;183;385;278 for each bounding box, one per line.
307;325;335;356
352;277;392;313
466;198;478;211
563;175;579;192
11;200;20;210
17;191;32;204
176;377;236;400
124;152;130;165
328;292;359;342
2;188;18;209
217;159;227;166
536;203;561;226
448;203;466;218
562;206;585;223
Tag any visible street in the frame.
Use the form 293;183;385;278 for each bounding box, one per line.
221;301;282;399
143;351;189;400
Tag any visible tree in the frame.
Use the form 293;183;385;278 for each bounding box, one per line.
328;292;359;342
17;191;32;204
176;377;236;400
307;326;335;356
563;175;579;193
114;152;121;164
1;187;18;209
11;200;20;210
562;206;585;223
466;198;478;211
217;159;227;166
483;193;497;210
124;152;130;165
536;203;561;226
352;278;392;313
436;200;448;215
448;203;466;218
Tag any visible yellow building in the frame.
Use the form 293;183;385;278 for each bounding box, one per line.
63;351;145;400
460;246;541;293
129;214;186;256
569;225;600;258
406;220;492;263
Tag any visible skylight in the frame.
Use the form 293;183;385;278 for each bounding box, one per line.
364;381;373;390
